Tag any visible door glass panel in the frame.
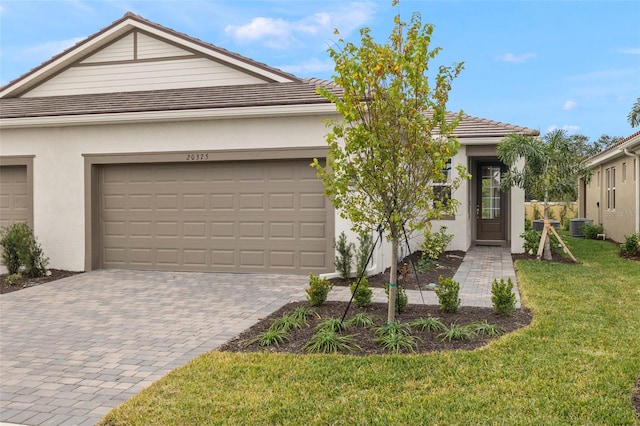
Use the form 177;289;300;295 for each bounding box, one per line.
481;166;501;219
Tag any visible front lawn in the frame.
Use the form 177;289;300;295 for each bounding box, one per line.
100;237;640;425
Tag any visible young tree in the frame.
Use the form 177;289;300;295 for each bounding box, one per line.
497;129;589;261
312;11;466;322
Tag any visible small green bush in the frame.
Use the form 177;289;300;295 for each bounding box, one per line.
290;306;319;322
270;314;307;332
315;317;348;333
349;277;373;308
410;316;446;332
0;222;49;276
414;257;436;273
248;328;289;348
467;320;504;337
374;328;418;354
491;278;517;316
520;229;540;255
335;232;354;280
304;329;360;354
582;222;604;240
345;312;376;328
0;223;32;274
306;274;333;307
421;226;454;260
520;229;560;255
438;323;474;341
435;276;460;313
355;230;374;278
383;283;408;313
5;273;23;286
620;232;640;257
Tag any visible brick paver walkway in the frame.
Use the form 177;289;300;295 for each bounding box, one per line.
0;271;308;426
329;245;520;308
0;246;518;426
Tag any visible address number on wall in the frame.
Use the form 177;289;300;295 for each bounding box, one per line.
186;153;209;161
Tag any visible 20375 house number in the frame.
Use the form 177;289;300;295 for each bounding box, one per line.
186;153;209;161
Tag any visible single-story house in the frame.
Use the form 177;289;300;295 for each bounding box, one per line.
579;131;640;243
0;13;537;276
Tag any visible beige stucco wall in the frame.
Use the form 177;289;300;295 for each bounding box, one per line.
584;155;638;243
0;114;340;271
1;115;527;273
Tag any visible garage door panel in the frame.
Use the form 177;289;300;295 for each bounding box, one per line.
99;159;332;273
300;252;327;268
211;194;234;210
211;221;235;238
211;249;235;267
0;166;30;230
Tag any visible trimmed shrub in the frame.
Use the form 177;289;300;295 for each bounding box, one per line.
620;232;640;257
436;276;460;313
491;278;517;316
306;274;333;307
349;277;373;308
0;223;48;276
582;222;604;240
421;226;453;260
335;232;354;280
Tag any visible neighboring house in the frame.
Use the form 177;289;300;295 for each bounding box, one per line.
580;131;640;243
0;13;537;275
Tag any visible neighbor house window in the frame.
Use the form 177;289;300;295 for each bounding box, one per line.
606;167;616;210
432;159;452;209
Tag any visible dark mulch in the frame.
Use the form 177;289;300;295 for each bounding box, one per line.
330;250;465;291
0;269;82;294
218;300;533;356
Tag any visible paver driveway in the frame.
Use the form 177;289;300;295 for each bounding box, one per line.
0;270;308;426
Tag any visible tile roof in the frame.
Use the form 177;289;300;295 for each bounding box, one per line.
584;130;640;162
0;81;339;118
0;79;538;138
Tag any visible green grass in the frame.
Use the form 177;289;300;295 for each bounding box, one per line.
100;238;640;425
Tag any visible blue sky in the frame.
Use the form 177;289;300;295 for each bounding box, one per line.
1;0;639;141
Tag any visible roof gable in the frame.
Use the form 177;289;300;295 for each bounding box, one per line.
1;12;300;98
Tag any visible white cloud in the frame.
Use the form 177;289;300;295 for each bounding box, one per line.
495;52;537;63
280;58;335;76
546;124;581;134
563;100;578;111
225;2;375;49
615;47;640;55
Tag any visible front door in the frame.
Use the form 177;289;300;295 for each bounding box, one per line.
476;162;507;241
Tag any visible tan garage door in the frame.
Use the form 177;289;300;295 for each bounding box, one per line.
0;166;29;229
99;159;332;273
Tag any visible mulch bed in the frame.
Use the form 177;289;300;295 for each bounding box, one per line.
329;250;465;291
0;269;82;294
219;300;532;356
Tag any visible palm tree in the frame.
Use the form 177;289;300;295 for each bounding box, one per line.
628;97;640;128
497;129;588;261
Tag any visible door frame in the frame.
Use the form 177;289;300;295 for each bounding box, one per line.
470;157;510;246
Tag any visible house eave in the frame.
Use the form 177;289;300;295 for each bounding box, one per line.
0;103;339;129
584;134;640;167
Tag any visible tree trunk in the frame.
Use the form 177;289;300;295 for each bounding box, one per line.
387;234;398;323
